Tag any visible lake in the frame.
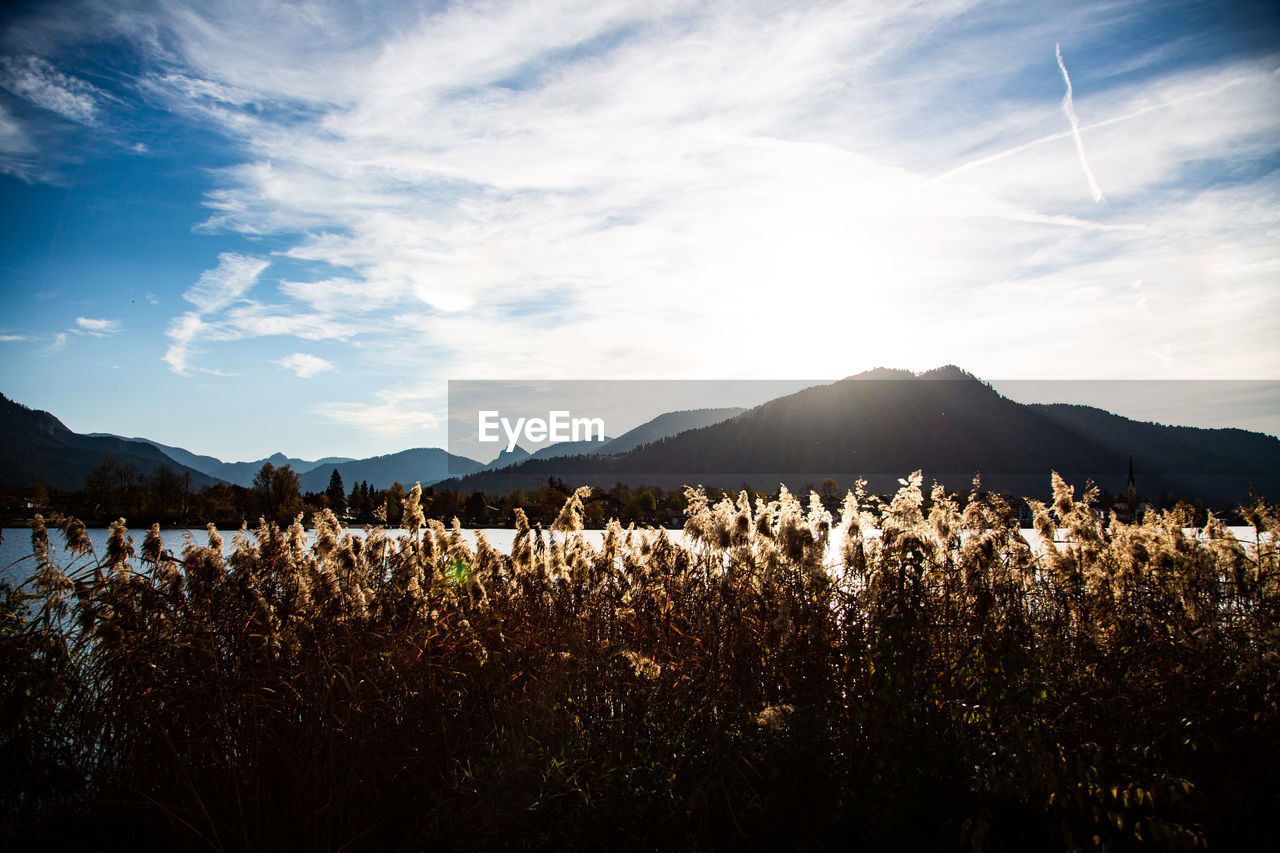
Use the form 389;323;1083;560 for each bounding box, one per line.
0;525;668;587
1;523;1265;590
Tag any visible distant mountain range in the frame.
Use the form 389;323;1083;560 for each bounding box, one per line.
87;439;358;487
1;397;744;495
1;395;222;491
587;407;747;456
438;367;1280;503
489;408;746;467
483;444;533;470
297;449;484;493
77;439;484;493
5;370;1278;504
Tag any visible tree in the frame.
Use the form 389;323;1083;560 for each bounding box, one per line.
384;482;407;526
150;465;192;522
253;462;303;524
325;469;347;515
84;456;138;518
348;481;371;520
819;478;841;512
464;491;490;526
31;478;49;509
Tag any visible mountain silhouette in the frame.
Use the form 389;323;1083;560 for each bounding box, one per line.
298;449;484;493
440;367;1279;502
519;407;744;463
1;394;224;490
592;407;746;455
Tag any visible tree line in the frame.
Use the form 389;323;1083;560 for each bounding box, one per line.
0;454;1222;531
2;458;700;529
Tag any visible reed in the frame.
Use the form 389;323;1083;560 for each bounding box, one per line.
1;472;1276;851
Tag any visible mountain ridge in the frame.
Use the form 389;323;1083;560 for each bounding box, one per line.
1;395;226;491
297;448;484;493
436;370;1280;502
7;369;1277;504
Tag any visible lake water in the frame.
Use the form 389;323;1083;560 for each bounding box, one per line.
0;524;1265;589
0;526;657;587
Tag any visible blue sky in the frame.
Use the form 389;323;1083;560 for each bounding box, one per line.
1;0;1277;463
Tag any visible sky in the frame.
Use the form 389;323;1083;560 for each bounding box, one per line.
0;0;1277;463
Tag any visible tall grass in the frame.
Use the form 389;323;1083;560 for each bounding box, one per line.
2;475;1277;851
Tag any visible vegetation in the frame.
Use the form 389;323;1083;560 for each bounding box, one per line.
1;473;1277;851
2;460;698;529
2;456;1229;534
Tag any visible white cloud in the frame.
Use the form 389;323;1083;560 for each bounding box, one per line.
165;253;267;374
14;1;1278;432
42;332;68;355
128;1;1276;397
73;316;121;336
314;385;442;438
274;352;336;378
0;102;37;179
165;252;356;374
0;102;33;151
182;252;268;313
163;311;206;374
0;55;102;123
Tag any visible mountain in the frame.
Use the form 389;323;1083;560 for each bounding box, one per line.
528;437;615;461
517;408;744;463
10;396;481;495
204;452;363;487
1;395;226;491
297;448;484;493
14;368;1275;505
439;367;1280;503
482;444;532;471
594;407;746;455
1028;402;1277;498
88;434;226;476
87;438;360;486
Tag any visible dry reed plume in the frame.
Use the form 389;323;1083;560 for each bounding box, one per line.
2;473;1277;851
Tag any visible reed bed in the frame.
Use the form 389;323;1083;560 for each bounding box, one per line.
1;474;1277;851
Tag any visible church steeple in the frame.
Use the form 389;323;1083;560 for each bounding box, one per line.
1113;454;1140;525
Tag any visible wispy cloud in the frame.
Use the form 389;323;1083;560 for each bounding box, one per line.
314;386;442;438
0;55;103;124
73;316;121;336
164;252;269;374
182;252;268;313
125;0;1276;401
1055;43;1105;203
42;332;68;355
165;252;354;375
0;101;31;143
274;352;335;378
0;102;36;178
6;0;1279;441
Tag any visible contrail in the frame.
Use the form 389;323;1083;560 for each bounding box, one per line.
1056;42;1105;203
931;74;1252;183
